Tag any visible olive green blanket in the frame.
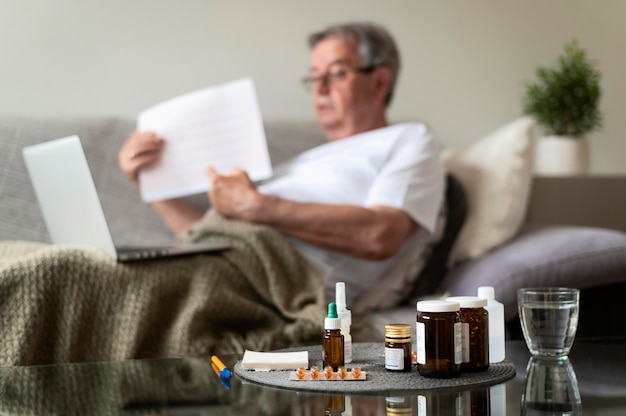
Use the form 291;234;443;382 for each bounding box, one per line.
0;211;325;366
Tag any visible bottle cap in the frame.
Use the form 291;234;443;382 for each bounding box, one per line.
416;300;460;313
335;282;352;328
478;286;495;299
384;323;411;340
336;282;347;309
325;302;342;330
446;296;488;308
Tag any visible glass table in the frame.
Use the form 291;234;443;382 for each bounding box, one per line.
0;337;624;415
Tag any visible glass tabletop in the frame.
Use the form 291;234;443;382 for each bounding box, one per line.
0;337;623;415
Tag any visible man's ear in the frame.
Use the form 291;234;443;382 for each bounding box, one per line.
372;66;393;104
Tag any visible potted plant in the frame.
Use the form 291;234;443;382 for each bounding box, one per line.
522;39;602;175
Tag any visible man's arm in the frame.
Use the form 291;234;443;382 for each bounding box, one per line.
118;131;203;235
151;199;204;235
207;168;418;260
256;197;418;260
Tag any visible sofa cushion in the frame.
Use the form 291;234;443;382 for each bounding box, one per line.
443;117;536;265
263;121;326;166
404;173;467;303
438;225;626;320
0;117;174;245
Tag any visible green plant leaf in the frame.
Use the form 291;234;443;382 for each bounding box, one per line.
522;39;602;138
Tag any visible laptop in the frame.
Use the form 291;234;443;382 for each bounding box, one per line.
22;135;230;262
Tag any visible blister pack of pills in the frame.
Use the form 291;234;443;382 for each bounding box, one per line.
288;366;367;381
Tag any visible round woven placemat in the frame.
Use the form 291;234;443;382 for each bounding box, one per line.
235;342;516;394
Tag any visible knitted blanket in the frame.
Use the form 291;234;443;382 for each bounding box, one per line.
0;211;325;366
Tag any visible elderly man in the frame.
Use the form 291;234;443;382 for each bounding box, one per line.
119;22;445;307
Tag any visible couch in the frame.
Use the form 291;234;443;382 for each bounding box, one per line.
1;116;625;346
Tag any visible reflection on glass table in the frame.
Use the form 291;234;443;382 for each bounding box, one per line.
275;386;496;415
0;338;623;415
507;337;626;416
521;356;581;415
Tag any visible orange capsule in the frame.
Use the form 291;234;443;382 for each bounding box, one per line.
339;367;348;379
296;367;306;379
310;366;320;379
351;367;362;379
324;366;334;379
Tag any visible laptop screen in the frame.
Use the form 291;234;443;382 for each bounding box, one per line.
22;135;119;259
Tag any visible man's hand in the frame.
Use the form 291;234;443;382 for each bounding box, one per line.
118;131;164;184
207;167;262;221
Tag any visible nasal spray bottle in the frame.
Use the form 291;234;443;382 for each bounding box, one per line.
336;282;353;364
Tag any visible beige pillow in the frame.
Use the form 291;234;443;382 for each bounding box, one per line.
444;117;536;265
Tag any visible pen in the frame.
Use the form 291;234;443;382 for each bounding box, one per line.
211;362;232;390
211;355;232;379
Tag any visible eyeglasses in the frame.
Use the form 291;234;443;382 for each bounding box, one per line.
301;63;378;91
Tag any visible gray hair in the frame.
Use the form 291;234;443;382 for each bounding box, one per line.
308;22;401;106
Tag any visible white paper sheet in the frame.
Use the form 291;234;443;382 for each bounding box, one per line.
137;78;272;202
241;349;309;370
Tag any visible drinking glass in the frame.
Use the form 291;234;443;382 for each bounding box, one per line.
521;356;582;415
517;287;580;357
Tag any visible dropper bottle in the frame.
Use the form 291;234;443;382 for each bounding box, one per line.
335;282;352;363
322;302;344;371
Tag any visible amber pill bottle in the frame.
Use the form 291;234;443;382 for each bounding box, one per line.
416;300;462;379
384;323;412;372
386;396;416;415
447;296;490;372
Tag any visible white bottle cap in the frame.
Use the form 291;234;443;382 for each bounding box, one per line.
446;296;488;308
478;286;495;299
416;300;460;313
325;317;342;330
325;302;342;330
335;282;351;327
336;282;347;309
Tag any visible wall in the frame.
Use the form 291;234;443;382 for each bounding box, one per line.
1;0;624;173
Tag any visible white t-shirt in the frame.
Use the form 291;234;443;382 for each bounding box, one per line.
258;123;445;306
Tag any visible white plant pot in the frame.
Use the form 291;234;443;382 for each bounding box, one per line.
535;136;590;176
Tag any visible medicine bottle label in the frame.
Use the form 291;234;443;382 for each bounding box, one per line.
461;322;470;363
416;322;426;365
454;322;463;364
385;347;406;370
418;395;426;413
